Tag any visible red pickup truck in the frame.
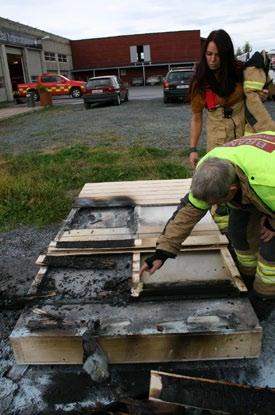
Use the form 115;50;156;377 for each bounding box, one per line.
17;73;86;101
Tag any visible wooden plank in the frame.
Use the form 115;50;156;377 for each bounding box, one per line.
47;233;228;254
149;370;275;415
77;179;192;205
79;178;192;191
10;298;261;364
220;247;247;293
11;333;84;365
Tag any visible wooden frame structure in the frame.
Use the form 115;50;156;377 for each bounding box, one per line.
10;179;262;365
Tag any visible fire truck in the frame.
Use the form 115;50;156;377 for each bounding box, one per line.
16;73;86;101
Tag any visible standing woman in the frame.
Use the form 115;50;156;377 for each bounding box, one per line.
189;29;244;168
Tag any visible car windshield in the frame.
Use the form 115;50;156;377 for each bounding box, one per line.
168;71;193;81
87;78;112;87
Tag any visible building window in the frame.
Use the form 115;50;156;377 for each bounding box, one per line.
130;45;151;64
44;51;56;61
58;54;67;63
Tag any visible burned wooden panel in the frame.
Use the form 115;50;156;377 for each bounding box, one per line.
55;205;137;249
30;254;133;304
53;204;226;251
149;370;275;415
131;248;246;298
10;298;262;364
77;179;192;206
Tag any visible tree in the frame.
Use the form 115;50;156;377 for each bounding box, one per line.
242;41;252;53
236;46;242;56
236;42;253;58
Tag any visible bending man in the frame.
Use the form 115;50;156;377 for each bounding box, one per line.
140;132;275;299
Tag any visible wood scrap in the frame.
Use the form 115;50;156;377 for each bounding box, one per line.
149;370;275;415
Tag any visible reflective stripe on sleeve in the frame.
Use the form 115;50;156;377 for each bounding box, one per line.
244;80;265;91
188;192;209;210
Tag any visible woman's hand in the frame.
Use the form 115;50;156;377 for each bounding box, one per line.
189;150;199;168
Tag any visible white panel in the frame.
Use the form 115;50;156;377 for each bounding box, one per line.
130;45;137;63
143;45;151;62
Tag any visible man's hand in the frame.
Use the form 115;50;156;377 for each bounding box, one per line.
258;89;269;102
139;259;163;278
260;225;275;242
260;217;275;242
189;151;199;169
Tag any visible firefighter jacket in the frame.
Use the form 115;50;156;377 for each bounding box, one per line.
156;132;275;257
191;83;245;151
244;52;275;134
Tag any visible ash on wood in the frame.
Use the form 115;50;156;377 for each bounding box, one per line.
10;298;262;364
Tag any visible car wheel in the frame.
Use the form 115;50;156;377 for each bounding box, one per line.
71;88;81;98
124;92;129;102
114;94;121;105
30;90;39;101
84;102;91;109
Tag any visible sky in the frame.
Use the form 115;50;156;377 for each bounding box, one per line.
1;0;275;53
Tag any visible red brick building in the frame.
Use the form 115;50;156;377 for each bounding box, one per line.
70;30;203;85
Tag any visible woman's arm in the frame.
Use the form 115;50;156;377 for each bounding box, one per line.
189;111;202;168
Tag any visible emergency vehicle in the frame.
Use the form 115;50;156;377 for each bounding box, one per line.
16;73;86;101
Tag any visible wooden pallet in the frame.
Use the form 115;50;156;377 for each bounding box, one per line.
10;179;261;365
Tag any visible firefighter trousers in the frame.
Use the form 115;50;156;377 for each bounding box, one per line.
227;205;275;297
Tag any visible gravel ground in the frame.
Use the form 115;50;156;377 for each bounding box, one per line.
0;98;199;153
1;98;275;414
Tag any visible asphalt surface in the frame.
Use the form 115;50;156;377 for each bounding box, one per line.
52;85;163;104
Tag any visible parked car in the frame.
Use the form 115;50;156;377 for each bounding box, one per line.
131;77;144;86
83;76;129;108
146;75;162;86
163;67;195;103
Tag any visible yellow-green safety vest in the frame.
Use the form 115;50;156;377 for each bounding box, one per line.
189;131;275;211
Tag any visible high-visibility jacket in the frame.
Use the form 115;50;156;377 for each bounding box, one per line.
197;131;275;211
243;53;275;134
157;132;275;256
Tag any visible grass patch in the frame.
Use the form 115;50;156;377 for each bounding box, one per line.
0;144;192;231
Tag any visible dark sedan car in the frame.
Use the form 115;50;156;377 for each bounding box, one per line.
163;67;194;103
83;75;129;108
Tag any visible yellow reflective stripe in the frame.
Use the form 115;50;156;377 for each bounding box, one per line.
256;261;275;283
244;80;265;90
235;250;257;268
188;193;209;210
